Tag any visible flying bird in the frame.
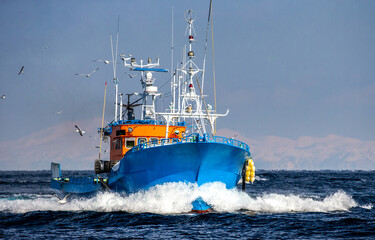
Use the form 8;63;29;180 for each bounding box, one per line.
75;68;99;77
127;72;139;78
54;193;71;204
18;66;24;75
54;110;63;115
1;95;5;99
120;54;132;61
75;125;85;136
93;60;111;64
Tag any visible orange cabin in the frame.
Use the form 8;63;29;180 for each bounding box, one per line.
109;123;186;161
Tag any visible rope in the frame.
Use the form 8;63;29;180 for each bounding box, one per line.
201;0;213;93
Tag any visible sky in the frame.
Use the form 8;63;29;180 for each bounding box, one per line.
0;0;374;170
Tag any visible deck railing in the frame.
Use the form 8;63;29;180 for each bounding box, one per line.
132;134;249;152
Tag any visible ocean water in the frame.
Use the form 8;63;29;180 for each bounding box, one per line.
0;170;374;239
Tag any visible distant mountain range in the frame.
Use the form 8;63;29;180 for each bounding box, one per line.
218;129;375;170
0;119;101;170
0;121;374;170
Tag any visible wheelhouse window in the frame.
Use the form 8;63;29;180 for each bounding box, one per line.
125;138;135;149
138;138;147;145
150;137;159;144
116;130;126;136
114;138;122;150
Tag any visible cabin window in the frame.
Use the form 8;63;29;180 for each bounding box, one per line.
125;138;135;149
116;130;126;136
138;138;147;145
150;137;159;144
114;138;122;150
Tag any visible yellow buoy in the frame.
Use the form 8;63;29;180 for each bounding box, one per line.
245;157;255;183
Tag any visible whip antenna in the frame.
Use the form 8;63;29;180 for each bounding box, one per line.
210;0;217;135
98;82;108;161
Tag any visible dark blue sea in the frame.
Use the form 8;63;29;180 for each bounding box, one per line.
0;170;374;239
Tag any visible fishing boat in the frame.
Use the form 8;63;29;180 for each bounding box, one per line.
51;9;255;213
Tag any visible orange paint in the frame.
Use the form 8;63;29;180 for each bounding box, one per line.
191;209;212;214
109;124;186;161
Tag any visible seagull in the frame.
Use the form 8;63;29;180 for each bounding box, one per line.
18;66;24;75
54;193;71;204
207;104;213;111
75;125;85;136
75;68;99;77
120;54;132;61
54;110;63;115
127;72;139;78
1;95;5;99
93;60;111;64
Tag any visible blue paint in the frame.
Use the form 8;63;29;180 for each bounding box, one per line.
192;197;211;212
132;68;168;72
51;134;250;212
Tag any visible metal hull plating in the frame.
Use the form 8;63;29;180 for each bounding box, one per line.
50;175;103;200
107;142;250;193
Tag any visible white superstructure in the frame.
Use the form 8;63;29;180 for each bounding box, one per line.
118;10;228;137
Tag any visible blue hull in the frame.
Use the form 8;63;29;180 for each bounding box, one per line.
50;175;102;200
50;137;251;212
108;142;250;193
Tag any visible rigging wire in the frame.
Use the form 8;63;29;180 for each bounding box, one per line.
201;0;213;94
195;76;214;134
159;75;173;90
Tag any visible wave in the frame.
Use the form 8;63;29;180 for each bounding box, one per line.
255;176;268;181
359;204;373;210
0;182;359;214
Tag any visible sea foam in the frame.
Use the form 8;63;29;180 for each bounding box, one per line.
0;182;358;214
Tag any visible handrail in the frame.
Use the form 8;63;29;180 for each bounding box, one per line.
100;120;186;135
131;133;249;152
110;119;186;126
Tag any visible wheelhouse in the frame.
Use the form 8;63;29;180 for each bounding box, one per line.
107;121;186;161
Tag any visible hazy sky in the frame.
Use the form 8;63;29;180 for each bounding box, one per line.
0;0;375;169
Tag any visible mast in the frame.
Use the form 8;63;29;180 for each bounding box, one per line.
186;10;198;96
111;17;120;123
181;10;205;135
117;10;228;138
119;93;123;121
110;35;118;122
170;6;176;115
154;10;228;137
120;55;167;121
